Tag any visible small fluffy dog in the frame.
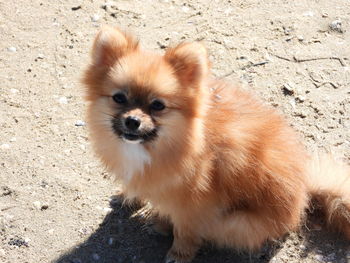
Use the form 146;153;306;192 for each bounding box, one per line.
83;26;350;262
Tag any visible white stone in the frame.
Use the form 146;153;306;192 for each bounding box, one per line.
92;253;100;261
303;11;314;17
182;6;189;12
326;253;336;261
0;144;10;149
33;201;41;209
75;120;86;126
314;254;324;262
91;14;100;22
103;207;113;213
10;88;19;94
330;19;343;32
299;244;306;250
58;96;68;104
8;46;16;52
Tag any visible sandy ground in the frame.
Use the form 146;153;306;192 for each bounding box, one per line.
0;0;350;262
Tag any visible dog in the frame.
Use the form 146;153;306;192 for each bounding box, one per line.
83;26;350;263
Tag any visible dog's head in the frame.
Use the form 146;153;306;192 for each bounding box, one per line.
83;26;209;153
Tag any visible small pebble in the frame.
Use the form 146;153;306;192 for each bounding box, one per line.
299;244;307;250
315;254;324;262
33;201;42;209
224;8;232;15
346;250;350;258
322;12;328;18
92;253;100;261
37;53;45;59
296;95;306;102
282;83;295;96
330;19;344;33
91;14;100;22
10;88;19;94
47;229;54;235
8;237;29;247
1;186;13;196
303;11;314;17
182;6;189;12
289;99;296;109
103;207;113;213
7;46;17;52
58;96;68;104
4;214;14;221
0;144;10;150
41;204;49;210
75;120;86;127
326;253;336;261
10;137;16;142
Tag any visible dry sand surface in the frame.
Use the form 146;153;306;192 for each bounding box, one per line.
1;0;350;262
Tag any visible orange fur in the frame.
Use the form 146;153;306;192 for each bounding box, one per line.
83;26;350;262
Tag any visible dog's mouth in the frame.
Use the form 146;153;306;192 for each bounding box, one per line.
122;132;141;141
120;130;158;144
113;125;157;144
111;118;158;144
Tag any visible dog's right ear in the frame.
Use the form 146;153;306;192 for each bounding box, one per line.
91;26;138;67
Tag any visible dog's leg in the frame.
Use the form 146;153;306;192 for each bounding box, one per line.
150;216;172;236
165;225;201;263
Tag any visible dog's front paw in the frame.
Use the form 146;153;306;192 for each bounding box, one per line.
164;247;195;263
143;221;172;236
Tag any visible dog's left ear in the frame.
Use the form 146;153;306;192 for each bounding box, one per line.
164;42;209;87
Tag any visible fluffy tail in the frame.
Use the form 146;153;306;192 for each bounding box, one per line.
307;154;350;238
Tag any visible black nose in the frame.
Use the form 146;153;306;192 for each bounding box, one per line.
125;116;141;131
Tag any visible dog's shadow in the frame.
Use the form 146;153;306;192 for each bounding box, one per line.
54;198;349;263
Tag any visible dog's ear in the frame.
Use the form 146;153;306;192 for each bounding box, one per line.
91;26;138;67
164;42;209;87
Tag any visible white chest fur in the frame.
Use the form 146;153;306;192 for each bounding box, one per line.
119;142;151;181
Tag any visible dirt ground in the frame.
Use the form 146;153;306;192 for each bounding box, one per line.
0;0;349;262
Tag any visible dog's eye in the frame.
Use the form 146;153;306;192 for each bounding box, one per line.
112;93;127;104
150;100;165;111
